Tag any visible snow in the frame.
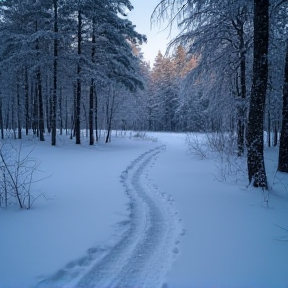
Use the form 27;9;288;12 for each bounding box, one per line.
0;132;287;288
149;133;288;288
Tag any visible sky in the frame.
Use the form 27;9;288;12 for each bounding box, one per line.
127;1;178;65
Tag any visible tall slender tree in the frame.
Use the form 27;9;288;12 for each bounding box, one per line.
89;16;96;145
278;43;288;172
51;0;59;146
75;7;82;145
246;0;269;188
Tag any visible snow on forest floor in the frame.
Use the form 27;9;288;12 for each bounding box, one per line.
0;131;288;288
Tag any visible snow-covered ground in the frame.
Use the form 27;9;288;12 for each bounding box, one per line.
0;132;287;288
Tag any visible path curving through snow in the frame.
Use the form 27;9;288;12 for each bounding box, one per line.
36;145;181;288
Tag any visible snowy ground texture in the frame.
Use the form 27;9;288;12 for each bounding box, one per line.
0;132;288;288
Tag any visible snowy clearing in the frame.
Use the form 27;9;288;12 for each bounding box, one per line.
0;132;288;288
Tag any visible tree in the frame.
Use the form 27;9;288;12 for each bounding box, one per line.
278;43;288;172
75;7;82;145
51;0;59;146
246;0;269;188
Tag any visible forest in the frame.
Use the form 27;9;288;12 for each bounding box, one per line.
0;1;288;287
0;0;287;189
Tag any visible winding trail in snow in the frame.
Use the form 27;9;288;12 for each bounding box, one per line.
36;145;181;288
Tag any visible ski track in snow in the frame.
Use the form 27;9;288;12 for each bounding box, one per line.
35;145;182;288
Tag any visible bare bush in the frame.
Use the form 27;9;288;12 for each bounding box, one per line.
186;132;247;183
185;133;207;159
205;132;237;156
0;141;42;209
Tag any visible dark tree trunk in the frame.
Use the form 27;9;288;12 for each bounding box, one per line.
36;67;45;141
89;80;95;145
75;9;82;145
0;92;3;139
32;83;38;136
95;87;99;142
105;90;116;143
89;17;96;145
51;0;58;146
46;94;51;134
17;82;22;139
35;19;45;141
0;71;3;139
24;68;30;136
65;92;68;135
278;44;288;172
59;88;63;136
72;83;77;138
12;89;16;139
246;0;269;188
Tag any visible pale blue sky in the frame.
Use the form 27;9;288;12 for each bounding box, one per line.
128;1;177;65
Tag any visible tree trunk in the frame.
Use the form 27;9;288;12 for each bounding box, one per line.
32;82;38;135
59;88;63;136
232;16;247;156
46;94;51;133
75;9;82;145
278;44;288;172
73;83;77;138
35;19;45;141
17;82;22;139
11;90;16;139
51;0;58;146
0;92;3;140
246;0;269;188
0;71;3;139
65;92;68;135
95;87;99;142
89;17;96;145
105;89;116;143
89;80;95;145
36;67;45;141
24;68;30;136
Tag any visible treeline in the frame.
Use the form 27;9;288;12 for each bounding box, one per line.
1;0;287;183
0;0;146;145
